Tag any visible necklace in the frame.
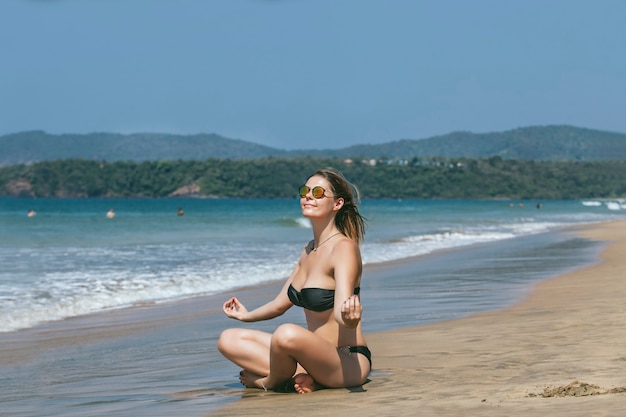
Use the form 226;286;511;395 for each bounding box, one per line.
312;232;341;251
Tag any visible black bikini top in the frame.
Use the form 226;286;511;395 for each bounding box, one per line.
287;284;360;312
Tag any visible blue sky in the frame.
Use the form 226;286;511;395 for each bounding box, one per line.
1;0;625;149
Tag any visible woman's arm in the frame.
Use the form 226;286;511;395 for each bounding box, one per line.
223;280;293;322
223;255;302;322
331;239;363;328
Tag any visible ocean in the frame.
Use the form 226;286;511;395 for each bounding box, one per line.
1;196;625;416
2;197;625;333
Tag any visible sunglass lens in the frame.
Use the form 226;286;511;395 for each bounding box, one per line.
298;186;309;198
311;186;325;198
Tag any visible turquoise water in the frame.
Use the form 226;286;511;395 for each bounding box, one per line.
1;197;625;333
1;197;625;416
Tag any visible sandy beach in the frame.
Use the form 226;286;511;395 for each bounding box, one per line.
209;220;626;417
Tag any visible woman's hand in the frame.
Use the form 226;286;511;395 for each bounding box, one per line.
223;296;248;321
341;294;362;328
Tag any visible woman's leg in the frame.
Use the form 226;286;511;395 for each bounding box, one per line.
218;327;308;384
246;323;370;390
217;328;272;376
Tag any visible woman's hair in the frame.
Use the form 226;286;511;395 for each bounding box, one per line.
312;167;366;244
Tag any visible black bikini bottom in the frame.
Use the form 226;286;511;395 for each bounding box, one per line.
348;345;372;368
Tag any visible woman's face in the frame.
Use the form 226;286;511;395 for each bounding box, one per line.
300;175;342;219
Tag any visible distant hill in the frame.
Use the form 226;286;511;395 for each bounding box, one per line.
2;125;626;166
0;131;286;166
306;125;626;161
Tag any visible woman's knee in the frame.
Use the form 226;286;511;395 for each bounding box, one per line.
271;323;305;351
217;328;243;355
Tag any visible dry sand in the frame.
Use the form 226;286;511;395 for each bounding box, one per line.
208;220;626;417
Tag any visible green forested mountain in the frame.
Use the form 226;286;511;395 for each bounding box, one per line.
328;125;626;161
1;125;626;166
2;125;626;200
2;156;625;200
0;131;286;166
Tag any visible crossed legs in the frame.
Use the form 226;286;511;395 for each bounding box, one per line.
218;326;310;391
218;324;370;392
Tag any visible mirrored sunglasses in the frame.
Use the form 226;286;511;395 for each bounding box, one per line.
298;185;328;199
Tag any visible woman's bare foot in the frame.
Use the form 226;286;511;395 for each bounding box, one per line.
239;370;267;391
292;373;321;394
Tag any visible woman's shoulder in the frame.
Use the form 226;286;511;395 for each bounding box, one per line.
331;237;362;262
335;236;360;251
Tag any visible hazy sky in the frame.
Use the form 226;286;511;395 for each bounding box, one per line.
2;0;625;149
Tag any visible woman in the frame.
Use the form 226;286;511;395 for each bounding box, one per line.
217;168;370;393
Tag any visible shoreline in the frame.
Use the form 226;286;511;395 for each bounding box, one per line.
1;222;592;340
209;220;626;416
1;220;623;416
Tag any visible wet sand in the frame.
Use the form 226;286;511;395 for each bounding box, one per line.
209;220;626;416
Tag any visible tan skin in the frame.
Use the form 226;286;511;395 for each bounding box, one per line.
217;175;369;393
